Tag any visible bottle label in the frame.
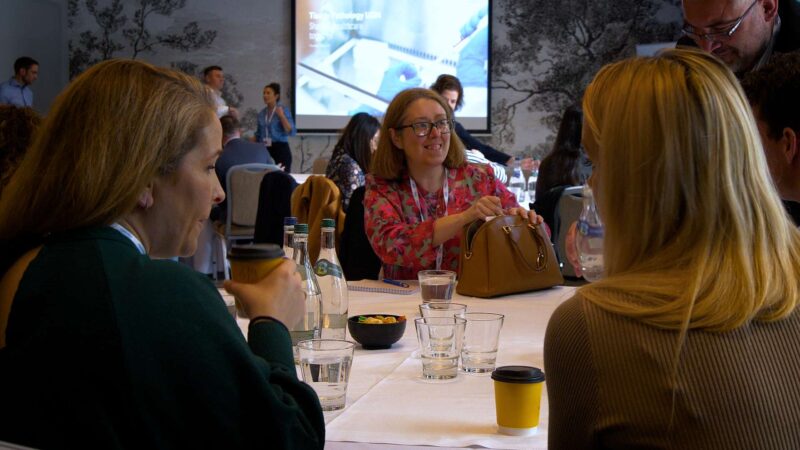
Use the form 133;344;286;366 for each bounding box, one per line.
577;220;603;238
314;259;343;278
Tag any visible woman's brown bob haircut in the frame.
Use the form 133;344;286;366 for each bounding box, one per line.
370;88;465;180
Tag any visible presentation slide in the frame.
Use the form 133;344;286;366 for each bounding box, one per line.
294;0;491;132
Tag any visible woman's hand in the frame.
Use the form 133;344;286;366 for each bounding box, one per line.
506;206;544;225
464;196;504;222
565;221;582;277
223;259;305;327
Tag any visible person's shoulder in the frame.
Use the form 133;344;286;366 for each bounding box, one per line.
126;257;222;308
545;293;591;352
222;139;269;160
551;293;587;321
365;172;406;198
340;153;362;171
365;173;389;187
460;162;493;182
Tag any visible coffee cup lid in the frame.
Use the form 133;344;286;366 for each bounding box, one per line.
228;243;284;260
491;366;545;383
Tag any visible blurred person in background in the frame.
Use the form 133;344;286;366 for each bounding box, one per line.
535;105;591;201
742;50;800;216
0;57;38;107
202;65;238;119
326;112;381;209
0;105;40;196
679;0;799;76
256;82;296;172
430;74;514;166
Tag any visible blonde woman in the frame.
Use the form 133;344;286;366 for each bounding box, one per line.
544;47;800;449
0;60;323;448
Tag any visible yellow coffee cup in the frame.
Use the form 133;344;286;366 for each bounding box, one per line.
228;244;285;316
491;365;545;436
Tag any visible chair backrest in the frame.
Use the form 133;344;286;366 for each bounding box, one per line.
556;186;583;278
226;163;281;233
339;186;382;280
312;157;330;175
253;170;299;246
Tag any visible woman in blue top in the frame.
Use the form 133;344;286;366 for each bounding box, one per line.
256;82;296;171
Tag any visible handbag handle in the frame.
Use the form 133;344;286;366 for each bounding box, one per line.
502;223;548;272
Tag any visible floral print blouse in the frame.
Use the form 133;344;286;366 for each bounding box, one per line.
326;149;364;210
364;163;519;280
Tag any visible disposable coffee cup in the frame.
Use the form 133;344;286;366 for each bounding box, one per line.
228;244;285;316
491;365;545;436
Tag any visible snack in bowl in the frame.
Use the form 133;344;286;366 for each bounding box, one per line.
347;314;407;349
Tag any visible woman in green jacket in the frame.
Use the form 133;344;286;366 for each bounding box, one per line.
0;59;324;449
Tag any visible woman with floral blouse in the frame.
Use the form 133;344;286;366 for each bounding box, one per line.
364;88;544;280
326;112;380;210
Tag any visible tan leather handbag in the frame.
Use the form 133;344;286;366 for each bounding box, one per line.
457;215;563;298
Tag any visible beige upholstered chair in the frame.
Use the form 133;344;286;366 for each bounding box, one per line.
311;157;329;175
221;163;281;247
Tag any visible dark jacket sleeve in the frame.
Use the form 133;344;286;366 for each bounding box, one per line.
455;121;511;165
123;259;326;449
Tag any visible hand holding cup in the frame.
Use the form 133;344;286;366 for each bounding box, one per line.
224;258;304;327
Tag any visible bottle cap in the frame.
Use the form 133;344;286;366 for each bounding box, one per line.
228;243;284;260
321;218;335;228
284;216;298;225
491;366;545;384
294;223;309;234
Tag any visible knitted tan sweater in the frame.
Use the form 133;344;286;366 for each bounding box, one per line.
544;295;800;449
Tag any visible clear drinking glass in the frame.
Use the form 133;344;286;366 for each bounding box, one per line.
461;312;504;373
297;339;355;411
414;317;466;380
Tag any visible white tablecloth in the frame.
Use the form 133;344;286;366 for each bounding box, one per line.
291;173;311;185
225;285;576;449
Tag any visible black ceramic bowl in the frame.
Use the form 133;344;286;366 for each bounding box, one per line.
347;315;407;350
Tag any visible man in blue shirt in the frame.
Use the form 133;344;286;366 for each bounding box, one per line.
0;57;38;107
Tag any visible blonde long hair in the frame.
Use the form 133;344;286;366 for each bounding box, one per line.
371;88;465;180
0;59;215;239
580;47;800;332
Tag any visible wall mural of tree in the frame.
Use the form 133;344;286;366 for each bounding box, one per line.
68;0;216;78
64;0;684;171
492;0;682;156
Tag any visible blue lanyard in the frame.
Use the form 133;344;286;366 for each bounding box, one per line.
109;223;146;255
409;168;449;270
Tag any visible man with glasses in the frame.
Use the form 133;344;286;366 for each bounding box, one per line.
680;0;799;76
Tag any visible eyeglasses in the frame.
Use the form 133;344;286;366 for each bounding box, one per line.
681;0;758;43
395;119;453;138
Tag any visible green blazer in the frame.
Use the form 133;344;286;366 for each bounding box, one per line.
0;227;324;449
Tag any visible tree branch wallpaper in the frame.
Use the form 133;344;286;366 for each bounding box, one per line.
66;0;682;172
